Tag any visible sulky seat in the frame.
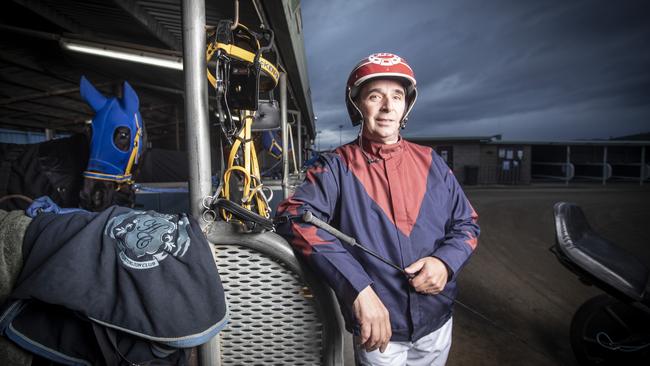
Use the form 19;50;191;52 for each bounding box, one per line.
553;202;649;303
206;221;344;365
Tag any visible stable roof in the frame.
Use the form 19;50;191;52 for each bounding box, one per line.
0;0;315;145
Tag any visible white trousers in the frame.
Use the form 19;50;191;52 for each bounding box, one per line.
354;317;453;366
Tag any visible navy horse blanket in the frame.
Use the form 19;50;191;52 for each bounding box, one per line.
0;207;229;365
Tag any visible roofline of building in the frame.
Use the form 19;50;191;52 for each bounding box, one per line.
263;0;316;139
404;135;650;146
487;140;650;146
404;135;499;143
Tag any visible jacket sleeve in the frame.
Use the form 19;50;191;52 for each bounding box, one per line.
275;156;373;309
430;156;480;280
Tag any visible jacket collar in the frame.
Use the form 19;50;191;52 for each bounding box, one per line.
360;135;404;160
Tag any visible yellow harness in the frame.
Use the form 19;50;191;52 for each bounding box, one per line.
207;22;276;221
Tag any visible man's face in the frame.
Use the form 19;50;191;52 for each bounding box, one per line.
357;79;406;144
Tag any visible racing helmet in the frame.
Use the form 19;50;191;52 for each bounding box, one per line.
345;52;417;127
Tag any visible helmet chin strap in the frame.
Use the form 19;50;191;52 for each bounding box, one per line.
354;110;410;165
357;120;380;164
348;93;379;164
400;117;408;129
349;88;407;164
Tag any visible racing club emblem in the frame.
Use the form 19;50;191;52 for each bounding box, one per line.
368;53;401;66
106;211;191;269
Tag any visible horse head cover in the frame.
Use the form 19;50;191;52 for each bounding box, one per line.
80;76;143;183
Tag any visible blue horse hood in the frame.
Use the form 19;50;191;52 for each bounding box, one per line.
80;76;143;182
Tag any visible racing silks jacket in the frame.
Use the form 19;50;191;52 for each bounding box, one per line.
275;137;479;342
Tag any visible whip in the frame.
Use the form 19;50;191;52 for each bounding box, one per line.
300;211;555;362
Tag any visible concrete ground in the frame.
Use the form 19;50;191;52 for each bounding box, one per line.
343;184;650;365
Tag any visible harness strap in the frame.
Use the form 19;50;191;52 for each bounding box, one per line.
83;171;133;183
220;113;270;219
234;135;255;144
206;23;279;90
123;113;142;178
267;137;283;159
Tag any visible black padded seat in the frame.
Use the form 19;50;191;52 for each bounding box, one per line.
553;202;649;302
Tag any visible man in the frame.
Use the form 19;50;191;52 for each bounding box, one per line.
275;52;479;365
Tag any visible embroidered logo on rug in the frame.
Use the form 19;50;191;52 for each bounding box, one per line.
106;211;191;269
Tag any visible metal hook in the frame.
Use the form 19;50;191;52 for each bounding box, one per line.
230;0;239;30
202;195;214;210
202;209;217;223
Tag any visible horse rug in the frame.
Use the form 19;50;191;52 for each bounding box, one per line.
0;206;229;365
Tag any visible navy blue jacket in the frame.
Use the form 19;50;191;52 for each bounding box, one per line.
276;138;479;341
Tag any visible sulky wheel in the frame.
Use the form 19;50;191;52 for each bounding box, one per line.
570;294;650;366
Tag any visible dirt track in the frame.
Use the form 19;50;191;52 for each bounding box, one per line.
449;185;650;365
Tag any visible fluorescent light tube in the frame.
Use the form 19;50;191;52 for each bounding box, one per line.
60;39;183;70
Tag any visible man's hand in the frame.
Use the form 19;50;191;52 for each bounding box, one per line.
405;257;449;295
353;286;391;353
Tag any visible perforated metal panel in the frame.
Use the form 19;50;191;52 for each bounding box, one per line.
214;244;323;365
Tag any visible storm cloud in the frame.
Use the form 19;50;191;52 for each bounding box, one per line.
301;0;650;148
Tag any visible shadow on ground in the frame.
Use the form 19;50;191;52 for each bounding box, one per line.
448;185;650;366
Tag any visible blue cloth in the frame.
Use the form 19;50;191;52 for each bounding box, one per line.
275;138;479;342
25;196;87;218
261;130;292;160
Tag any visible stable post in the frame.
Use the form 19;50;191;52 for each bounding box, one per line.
45;128;55;141
296;111;302;169
181;0;219;365
280;73;289;199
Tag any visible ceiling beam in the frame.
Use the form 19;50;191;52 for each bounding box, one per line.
2;104;89;122
0;53;80;87
0;115;55;130
0;99;89;120
0;75;85;108
11;0;91;36
0;85;85;106
112;0;182;51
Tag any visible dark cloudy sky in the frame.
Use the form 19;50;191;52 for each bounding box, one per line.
301;0;650;148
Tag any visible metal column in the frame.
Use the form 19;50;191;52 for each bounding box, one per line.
280;73;289;198
181;1;219;365
44;128;55;141
602;146;608;186
182;0;212;216
296;111;302;168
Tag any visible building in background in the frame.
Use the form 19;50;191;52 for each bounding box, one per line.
407;134;650;186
